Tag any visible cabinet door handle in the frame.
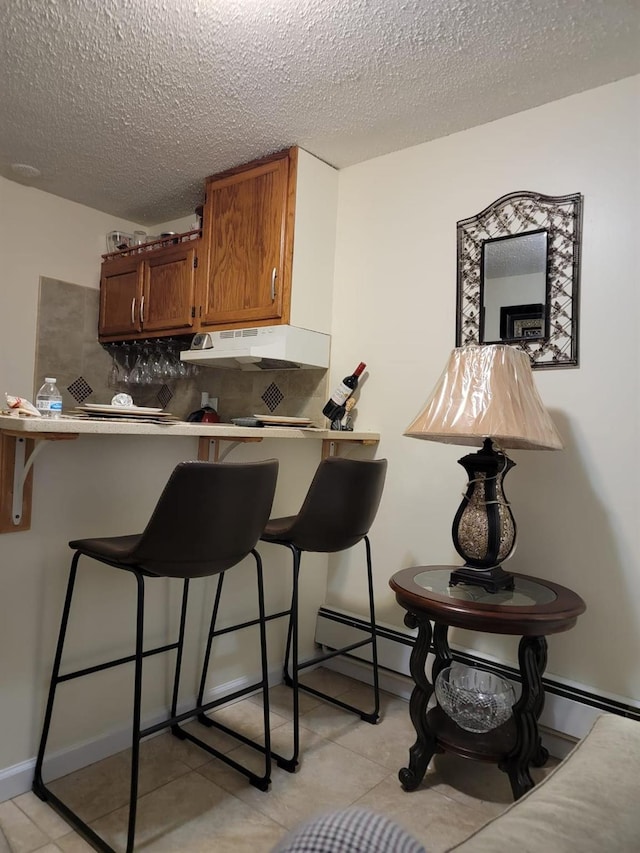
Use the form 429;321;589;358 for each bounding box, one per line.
140;295;145;325
131;298;136;325
271;267;277;301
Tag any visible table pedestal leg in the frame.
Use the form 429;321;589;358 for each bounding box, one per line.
500;635;548;799
399;612;439;791
432;622;452;683
530;637;549;767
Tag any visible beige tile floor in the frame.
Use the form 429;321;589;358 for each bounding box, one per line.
0;669;557;853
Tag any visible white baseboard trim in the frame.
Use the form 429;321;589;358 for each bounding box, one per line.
5;606;637;804
0;667;282;805
314;606;640;758
321;648;578;760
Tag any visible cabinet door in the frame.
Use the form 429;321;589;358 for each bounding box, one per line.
142;243;197;333
201;155;289;326
99;257;142;337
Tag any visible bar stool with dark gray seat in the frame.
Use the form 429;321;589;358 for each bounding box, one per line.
33;459;279;853
260;456;388;771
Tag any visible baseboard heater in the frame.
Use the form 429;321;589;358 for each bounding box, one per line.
314;605;640;748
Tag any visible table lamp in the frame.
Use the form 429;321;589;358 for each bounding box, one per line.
404;344;563;593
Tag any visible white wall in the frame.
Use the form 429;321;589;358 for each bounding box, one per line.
0;179;141;396
0;181;326;776
328;76;640;703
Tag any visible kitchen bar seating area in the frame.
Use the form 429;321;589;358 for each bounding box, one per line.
23;446;390;852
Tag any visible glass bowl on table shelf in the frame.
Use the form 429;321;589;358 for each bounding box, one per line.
434;663;515;733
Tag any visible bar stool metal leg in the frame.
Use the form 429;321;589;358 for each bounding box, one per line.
195;573;224;710
33;552;81;802
181;550;273;790
255;553;272;782
298;537;379;720
364;535;381;723
169;579;191;729
275;544;300;772
34;557;148;853
126;571;145;853
272;535;381;774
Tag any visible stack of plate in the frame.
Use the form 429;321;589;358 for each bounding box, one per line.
69;404;179;424
252;414;315;428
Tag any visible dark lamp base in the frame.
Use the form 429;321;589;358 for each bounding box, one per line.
449;565;515;594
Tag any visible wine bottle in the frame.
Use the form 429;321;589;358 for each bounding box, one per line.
322;362;366;420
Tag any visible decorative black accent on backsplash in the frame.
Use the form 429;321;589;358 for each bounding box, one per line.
157;385;173;409
68;377;93;404
261;383;284;412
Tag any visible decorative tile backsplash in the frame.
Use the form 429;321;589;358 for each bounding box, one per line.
34;278;328;424
34;278;112;414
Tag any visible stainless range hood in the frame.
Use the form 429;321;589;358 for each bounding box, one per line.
181;325;330;371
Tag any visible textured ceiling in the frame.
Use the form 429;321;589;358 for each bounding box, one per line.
485;233;548;278
1;0;638;225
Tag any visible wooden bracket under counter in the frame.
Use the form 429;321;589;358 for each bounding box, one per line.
0;416;380;534
0;430;79;533
197;436;379;462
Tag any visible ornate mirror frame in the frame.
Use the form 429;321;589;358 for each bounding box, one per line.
456;191;583;369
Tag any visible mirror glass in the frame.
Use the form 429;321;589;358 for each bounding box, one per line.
481;231;548;343
456;191;583;369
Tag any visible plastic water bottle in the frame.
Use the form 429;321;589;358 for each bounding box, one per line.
36;377;63;419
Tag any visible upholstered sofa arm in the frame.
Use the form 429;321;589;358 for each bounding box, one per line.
272;714;640;853
448;713;640;852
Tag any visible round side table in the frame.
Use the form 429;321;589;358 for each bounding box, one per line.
389;566;586;800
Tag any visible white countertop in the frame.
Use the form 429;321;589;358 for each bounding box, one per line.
0;414;380;533
0;414;379;443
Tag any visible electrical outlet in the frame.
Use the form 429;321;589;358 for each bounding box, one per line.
201;392;219;411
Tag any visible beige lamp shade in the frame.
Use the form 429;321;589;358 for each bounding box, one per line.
404;344;563;451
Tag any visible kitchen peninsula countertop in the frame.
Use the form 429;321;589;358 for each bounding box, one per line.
0;414;379;442
0;414;380;533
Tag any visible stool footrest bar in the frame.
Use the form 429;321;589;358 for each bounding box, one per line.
57;642;180;683
211;608;291;637
199;682;263;714
298;683;379;722
197;711;266;753
173;726;270;790
139;682;265;739
297;638;373;671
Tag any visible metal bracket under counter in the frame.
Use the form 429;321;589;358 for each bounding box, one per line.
197;436;263;462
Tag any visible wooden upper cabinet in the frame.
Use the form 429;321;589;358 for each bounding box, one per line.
98;147;338;341
99;241;198;342
199;151;294;328
99;255;143;337
142;243;197;333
